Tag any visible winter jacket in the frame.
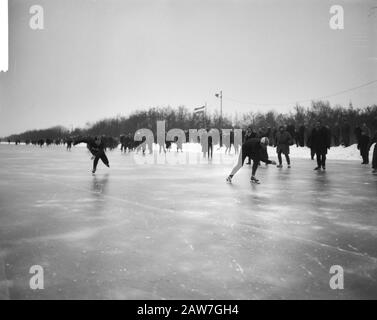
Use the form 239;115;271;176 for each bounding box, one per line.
310;127;331;154
242;138;272;164
276;131;293;154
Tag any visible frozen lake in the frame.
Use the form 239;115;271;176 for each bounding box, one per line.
0;144;376;299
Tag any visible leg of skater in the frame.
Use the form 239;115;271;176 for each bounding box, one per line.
251;160;259;182
311;148;315;160
285;153;291;168
314;152;321;170
226;151;246;183
372;144;377;173
92;155;100;174
277;151;282;168
100;151;110;168
321;153;326;170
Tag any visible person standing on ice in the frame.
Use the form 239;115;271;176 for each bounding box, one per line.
226;137;277;184
276;125;292;168
358;123;371;165
310;121;331;171
74;136;110;174
371;130;377;174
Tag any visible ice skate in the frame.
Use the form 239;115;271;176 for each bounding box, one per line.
226;176;232;184
250;176;260;184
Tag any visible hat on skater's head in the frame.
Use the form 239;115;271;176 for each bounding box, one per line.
260;137;269;145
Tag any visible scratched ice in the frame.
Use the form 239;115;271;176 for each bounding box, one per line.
0;144;376;299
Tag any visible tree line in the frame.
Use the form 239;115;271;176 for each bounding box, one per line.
3;101;377;145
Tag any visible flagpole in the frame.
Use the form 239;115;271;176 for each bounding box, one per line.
215;91;223;128
220;91;222;121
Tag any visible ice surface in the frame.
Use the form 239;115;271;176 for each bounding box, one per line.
0;144;376;299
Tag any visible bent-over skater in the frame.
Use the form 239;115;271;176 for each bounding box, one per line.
74;136;110;174
226;137;276;184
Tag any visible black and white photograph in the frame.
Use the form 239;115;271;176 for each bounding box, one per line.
0;0;377;305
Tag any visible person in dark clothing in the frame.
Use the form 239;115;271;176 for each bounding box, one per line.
311;121;331;170
208;135;213;159
272;127;278;147
66;138;73;151
266;127;273;146
226;137;277;184
354;126;362;145
298;124;306;147
286;123;296;146
244;127;254;164
276;126;293;168
332;122;341;146
371;130;377;173
230;130;235;154
358;123;371;164
74;136;110;174
166;140;172;152
306;128;315;160
341;121;351;147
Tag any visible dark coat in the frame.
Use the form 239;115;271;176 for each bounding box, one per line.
276;131;293;154
310;127;331;154
242;138;271;164
74;137;106;156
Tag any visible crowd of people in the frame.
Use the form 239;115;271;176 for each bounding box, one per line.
226;120;377;183
2;120;376;177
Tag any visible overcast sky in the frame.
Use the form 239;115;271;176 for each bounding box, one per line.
0;0;376;136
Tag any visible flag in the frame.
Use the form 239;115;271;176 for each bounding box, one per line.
194;106;206;114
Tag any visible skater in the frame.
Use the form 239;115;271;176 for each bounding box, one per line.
358;123;371;165
310;121;331;171
226;137;277;184
332;122;341;147
275;126;292;168
306;128;315;160
371;129;377;173
66;138;73;151
208;134;213;159
286;123;296;146
74;136;110;174
244;127;255;164
298;124;306;147
341;120;351;147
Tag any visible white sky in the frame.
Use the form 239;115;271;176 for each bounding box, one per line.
0;0;376;136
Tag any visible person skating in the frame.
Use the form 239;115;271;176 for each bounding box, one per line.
341;120;351;147
310;121;331;171
74;136;110;174
358;123;371;165
298;124;306;147
332;122;341;147
66;138;73;151
275;126;292;168
244;127;255;164
226;137;277;184
306;127;315;160
370;126;377;173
